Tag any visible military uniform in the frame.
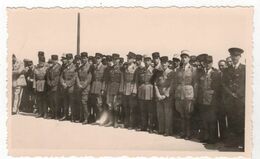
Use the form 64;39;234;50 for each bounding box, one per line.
104;62;122;127
46;58;61;119
197;64;221;143
120;53;137;128
174;51;198;139
136;64;154;131
223;48;245;148
12;57;27;114
89;60;106;122
34;62;48;118
76;56;92;124
60;55;77;121
154;57;173;135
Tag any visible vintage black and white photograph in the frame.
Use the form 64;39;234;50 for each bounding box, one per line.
8;7;252;157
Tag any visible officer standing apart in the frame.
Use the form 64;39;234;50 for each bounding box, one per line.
174;50;198;139
223;47;245;149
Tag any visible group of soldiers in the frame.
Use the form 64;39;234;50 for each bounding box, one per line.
12;47;245;150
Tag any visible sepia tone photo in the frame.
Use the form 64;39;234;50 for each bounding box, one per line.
8;7;253;157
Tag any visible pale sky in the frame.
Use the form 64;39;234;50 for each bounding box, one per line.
8;8;253;67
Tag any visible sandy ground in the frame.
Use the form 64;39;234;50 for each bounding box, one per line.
8;114;219;156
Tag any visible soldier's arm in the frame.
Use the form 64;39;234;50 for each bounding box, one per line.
66;72;77;87
81;72;92;89
46;71;52;87
60;71;66;88
13;62;25;75
192;67;198;100
52;66;61;87
119;71;124;93
132;69;138;95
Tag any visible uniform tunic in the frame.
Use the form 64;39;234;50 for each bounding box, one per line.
155;67;173;135
90;63;106;95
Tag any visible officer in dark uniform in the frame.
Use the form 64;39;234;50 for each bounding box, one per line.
59;54;68;119
60;53;77;121
77;52;92;124
197;55;221;144
120;52;137;129
73;54;82;122
136;56;154;132
223;47;245;149
35;56;48;118
46;55;61;119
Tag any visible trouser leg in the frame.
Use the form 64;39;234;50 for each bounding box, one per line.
157;100;165;134
165;98;173;135
140;100;148;131
12;87;23;114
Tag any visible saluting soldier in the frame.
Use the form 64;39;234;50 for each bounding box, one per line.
12;54;27;115
173;50;198;139
154;56;173;136
76;52;92;124
120;52;138;129
197;55;221;144
89;53;106;124
223;47;245;149
60;53;77;121
46;55;61;119
136;56;154;132
34;56;48;118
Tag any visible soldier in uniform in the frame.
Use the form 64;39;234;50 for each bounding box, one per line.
136;56;154;132
12;54;27;115
34;56;48;118
60;53;77;121
189;55;197;67
23;60;35;113
46;55;61;119
197;55;221;144
226;56;233;68
76;52;92;124
223;47;245;149
120;52;137;129
172;57;180;72
73;55;82;122
59;54;68;119
173;50;198;139
217;59;228;140
154;56;173;136
103;53;122;127
89;53;106;124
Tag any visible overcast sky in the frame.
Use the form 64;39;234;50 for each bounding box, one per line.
8;8;252;67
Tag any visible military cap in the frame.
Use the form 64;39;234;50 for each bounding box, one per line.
228;47;244;56
172;57;180;62
38;56;45;62
81;52;88;58
206;55;213;63
180;50;190;58
51;55;58;61
152;52;160;59
112;53;120;60
74;54;81;60
95;53;103;58
160;56;168;63
127;52;136;59
196;54;208;62
144;57;152;61
106;55;113;62
136;54;143;61
38;51;45;57
168;60;173;65
189;55;197;62
66;53;73;60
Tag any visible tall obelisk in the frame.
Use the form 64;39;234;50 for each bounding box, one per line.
77;12;80;55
